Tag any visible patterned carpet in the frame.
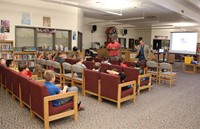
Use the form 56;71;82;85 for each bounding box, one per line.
0;71;200;129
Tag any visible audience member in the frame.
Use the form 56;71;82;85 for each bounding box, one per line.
102;56;111;65
0;58;6;65
18;62;32;77
55;52;66;64
6;60;13;67
43;70;84;110
75;56;86;78
93;62;101;71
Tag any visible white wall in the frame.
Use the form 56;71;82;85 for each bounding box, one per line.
83;24;107;49
0;0;81;48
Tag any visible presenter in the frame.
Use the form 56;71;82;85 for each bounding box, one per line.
106;40;121;60
135;40;151;61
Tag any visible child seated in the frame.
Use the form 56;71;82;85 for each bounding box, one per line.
43;70;84;110
18;62;32;77
106;69;130;90
102;56;111;65
93;62;101;71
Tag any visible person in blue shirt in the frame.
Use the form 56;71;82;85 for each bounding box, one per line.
43;70;84;110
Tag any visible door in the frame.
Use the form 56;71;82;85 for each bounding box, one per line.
128;38;134;50
118;38;126;48
78;31;83;51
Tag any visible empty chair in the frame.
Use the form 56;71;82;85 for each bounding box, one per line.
146;61;159;84
100;73;136;109
71;64;85;95
62;62;73;85
83;69;100;101
5;68;13;94
159;63;177;87
37;58;46;77
10;70;20;100
51;61;63;86
28;79;78;129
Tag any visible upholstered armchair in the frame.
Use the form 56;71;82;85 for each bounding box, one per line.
99;72;136;109
123;67;152;95
83;69;100;101
28;80;78;129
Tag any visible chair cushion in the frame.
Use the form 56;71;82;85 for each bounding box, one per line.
50;101;73;116
121;88;133;98
63;73;72;78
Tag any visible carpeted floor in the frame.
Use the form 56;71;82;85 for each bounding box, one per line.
0;71;200;129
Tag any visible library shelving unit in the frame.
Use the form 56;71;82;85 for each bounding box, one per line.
0;40;13;60
13;51;37;73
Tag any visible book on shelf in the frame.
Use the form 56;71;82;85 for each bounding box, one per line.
0;44;12;51
0;53;13;59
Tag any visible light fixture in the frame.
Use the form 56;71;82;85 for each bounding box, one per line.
95;0;138;10
173;22;197;27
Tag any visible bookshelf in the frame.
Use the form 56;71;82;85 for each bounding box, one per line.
0;40;13;60
13;51;37;72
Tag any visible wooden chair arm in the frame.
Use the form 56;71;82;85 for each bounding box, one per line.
138;73;151;79
44;91;77;102
118;80;136;88
31;75;38;79
138;73;152;85
35;79;45;84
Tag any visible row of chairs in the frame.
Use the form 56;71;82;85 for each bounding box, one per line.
0;65;78;129
84;69;137;109
146;61;177;87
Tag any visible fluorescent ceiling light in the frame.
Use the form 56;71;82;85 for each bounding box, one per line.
104;11;122;16
173;22;197;27
95;0;138;10
113;17;145;22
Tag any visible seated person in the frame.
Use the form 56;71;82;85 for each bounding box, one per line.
134;62;144;74
93;62;101;71
18;62;32;77
6;60;14;68
106;69;130;90
71;54;78;60
75;56;86;78
55;52;66;64
101;56;111;65
118;57;128;68
0;58;6;66
43;70;84;110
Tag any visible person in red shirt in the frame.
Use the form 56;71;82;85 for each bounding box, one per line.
18;62;32;77
106;40;121;60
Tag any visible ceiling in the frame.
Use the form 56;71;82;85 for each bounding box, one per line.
42;0;200;29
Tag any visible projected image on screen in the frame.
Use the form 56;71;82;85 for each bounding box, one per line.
170;32;198;54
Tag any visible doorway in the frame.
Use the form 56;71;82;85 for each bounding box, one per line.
78;31;83;51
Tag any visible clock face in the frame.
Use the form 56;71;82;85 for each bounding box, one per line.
106;27;118;42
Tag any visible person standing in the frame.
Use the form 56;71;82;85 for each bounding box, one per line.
106;40;121;60
135;40;151;61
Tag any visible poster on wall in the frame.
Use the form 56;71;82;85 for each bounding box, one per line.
21;12;31;25
1;20;10;33
43;16;51;27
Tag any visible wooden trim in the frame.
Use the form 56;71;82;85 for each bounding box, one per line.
43;91;78;129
